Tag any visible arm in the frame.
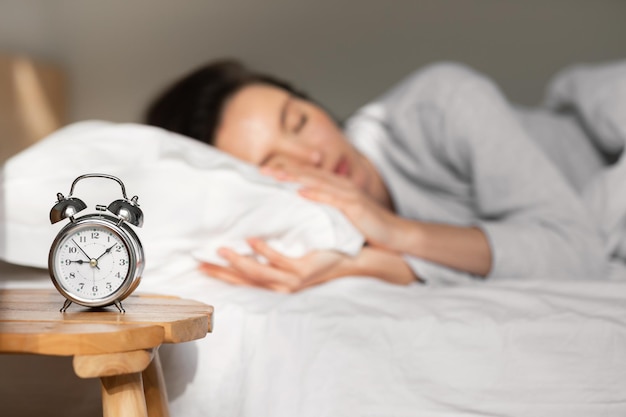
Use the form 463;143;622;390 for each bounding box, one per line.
388;218;492;277
350;246;418;285
379;63;605;280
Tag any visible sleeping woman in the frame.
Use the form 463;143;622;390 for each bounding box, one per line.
145;60;606;291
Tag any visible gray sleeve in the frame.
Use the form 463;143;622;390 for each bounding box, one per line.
383;63;607;281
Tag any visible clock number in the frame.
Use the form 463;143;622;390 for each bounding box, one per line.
79;236;86;243
69;272;75;279
106;282;113;291
64;259;71;265
69;247;77;254
119;259;127;266
91;232;100;239
116;245;122;252
78;283;84;291
92;286;98;293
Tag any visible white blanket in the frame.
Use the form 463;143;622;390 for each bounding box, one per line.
2;260;626;417
144;260;626;417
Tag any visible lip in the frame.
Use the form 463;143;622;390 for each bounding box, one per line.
333;156;350;177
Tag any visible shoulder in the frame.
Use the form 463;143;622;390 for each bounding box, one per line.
378;62;501;112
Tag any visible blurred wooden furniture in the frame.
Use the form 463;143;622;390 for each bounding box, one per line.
0;55;66;164
0;289;214;417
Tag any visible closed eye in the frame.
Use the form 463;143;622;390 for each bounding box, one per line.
293;114;308;134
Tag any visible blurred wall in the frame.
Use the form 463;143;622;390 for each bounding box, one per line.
1;0;625;123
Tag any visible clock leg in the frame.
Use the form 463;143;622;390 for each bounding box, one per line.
60;299;72;312
114;300;126;313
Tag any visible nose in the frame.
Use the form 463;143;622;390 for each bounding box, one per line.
310;150;322;166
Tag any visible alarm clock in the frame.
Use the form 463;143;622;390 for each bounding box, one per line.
48;173;145;313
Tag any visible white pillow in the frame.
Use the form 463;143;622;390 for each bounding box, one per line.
0;121;363;272
544;59;626;155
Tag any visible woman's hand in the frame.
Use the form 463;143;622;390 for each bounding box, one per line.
199;238;351;293
261;163;404;251
199;238;419;292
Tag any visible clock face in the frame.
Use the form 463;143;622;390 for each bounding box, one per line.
51;223;131;301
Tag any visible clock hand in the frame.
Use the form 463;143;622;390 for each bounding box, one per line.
71;239;100;270
71;239;91;260
96;243;118;261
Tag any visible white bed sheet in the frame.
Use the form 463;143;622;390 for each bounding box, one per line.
2;258;626;417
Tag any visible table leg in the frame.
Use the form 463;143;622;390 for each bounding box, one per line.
74;349;157;417
142;349;170;417
101;372;148;417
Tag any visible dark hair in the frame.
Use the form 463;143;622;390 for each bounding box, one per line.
144;59;311;145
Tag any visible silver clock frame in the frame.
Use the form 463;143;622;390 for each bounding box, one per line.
49;214;145;312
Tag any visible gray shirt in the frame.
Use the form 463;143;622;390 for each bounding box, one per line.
344;63;606;285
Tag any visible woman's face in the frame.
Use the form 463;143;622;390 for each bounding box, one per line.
214;83;373;192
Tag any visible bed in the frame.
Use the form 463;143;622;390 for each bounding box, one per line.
2;59;626;417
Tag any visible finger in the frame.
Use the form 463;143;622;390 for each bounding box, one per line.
218;247;301;289
260;165;293;181
200;262;292;292
296;274;337;291
198;262;253;286
295;171;354;191
298;186;353;210
225;245;328;294
247;238;295;270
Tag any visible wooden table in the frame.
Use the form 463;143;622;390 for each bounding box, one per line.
0;289;214;417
